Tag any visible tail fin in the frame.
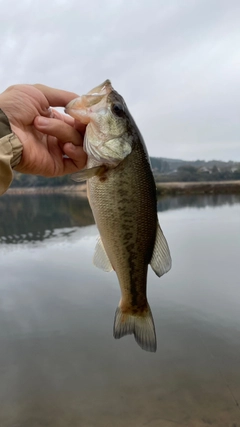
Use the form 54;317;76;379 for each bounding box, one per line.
113;304;157;352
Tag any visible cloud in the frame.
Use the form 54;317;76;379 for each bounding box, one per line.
0;0;239;160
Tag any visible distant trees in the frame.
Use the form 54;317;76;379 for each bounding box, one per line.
10;157;240;188
12;172;73;188
151;158;170;173
153;159;240;183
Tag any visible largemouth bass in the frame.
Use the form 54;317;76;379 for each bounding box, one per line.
65;80;171;352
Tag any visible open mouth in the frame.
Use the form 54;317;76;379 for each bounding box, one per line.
65;80;113;122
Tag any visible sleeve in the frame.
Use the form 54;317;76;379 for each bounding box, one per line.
0;109;23;196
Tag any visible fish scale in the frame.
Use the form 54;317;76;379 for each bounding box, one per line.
88;144;156;301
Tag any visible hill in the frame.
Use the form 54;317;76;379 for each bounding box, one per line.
11;157;240;188
151;158;240;182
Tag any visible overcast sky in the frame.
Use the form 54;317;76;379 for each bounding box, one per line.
0;0;239;161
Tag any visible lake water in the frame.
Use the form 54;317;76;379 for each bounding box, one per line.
0;193;240;427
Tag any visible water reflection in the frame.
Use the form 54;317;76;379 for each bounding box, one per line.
157;193;240;212
1;193;240;245
0;194;94;244
0;194;240;425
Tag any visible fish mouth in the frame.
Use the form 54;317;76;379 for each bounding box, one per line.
87;79;113;96
65;80;113;123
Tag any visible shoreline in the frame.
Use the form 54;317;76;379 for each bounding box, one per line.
4;181;240;196
156;181;240;195
5;184;88;196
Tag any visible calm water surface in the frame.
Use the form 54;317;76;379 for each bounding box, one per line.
0;193;240;427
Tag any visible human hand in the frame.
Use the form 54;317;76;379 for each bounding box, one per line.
0;84;87;176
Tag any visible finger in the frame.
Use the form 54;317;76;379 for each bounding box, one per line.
33;84;80;108
51;109;75;126
34;116;83;146
63;143;87;169
52;109;87;135
50;110;87;140
62;158;88;174
74;120;86;134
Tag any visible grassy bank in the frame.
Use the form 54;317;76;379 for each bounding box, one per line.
4;181;240;196
156;181;240;195
5;184;87;196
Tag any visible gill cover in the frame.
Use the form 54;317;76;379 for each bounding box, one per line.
66;79;133;169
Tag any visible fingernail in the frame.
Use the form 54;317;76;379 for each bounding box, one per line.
47;107;54;118
36;117;50;126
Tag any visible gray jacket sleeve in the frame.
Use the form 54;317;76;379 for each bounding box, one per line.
0;109;22;195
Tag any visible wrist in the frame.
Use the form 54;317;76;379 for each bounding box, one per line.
0;108;22;168
0;109;12;138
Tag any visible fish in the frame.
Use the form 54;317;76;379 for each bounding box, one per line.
65;80;171;352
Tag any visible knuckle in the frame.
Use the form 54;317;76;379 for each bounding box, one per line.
5;84;19;92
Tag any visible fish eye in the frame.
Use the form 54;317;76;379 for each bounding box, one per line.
111;103;124;117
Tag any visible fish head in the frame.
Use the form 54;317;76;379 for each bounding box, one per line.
65;80;135;166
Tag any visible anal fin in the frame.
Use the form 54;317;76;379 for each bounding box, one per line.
150;222;172;277
93;236;113;272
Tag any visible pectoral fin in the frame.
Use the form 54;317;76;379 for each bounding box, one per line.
93;236;113;272
150;223;172;277
71;165;106;182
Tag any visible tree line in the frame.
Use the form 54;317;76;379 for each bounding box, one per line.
11;157;240;187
